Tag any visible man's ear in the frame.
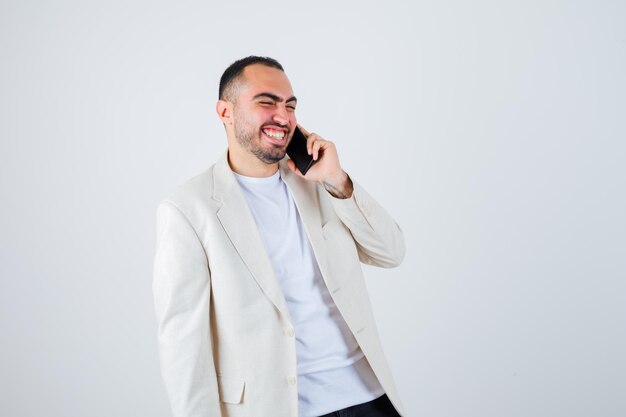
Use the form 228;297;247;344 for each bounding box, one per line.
216;100;233;125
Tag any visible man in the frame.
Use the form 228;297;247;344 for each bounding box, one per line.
153;56;405;417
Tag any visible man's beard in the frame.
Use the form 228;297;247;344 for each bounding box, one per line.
234;113;287;164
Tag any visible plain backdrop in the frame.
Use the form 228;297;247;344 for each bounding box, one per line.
1;1;625;416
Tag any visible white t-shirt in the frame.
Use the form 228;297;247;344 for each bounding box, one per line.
234;169;384;417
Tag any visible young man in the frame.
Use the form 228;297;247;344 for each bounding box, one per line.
153;56;405;417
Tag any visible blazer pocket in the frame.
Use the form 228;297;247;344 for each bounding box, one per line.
217;374;245;404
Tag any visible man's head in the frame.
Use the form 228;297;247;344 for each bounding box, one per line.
218;56;284;103
216;56;298;176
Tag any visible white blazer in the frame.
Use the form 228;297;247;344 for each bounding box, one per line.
153;151;406;417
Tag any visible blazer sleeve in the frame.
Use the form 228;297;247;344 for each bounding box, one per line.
152;201;221;417
327;179;405;268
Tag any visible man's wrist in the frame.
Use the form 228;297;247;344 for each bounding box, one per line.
322;171;353;199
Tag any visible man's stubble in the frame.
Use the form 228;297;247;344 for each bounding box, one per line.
233;106;287;165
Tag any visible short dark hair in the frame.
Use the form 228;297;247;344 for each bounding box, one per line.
218;56;284;101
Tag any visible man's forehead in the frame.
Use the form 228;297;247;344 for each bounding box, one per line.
240;65;294;98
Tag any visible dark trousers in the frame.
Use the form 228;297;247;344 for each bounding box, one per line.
317;394;401;417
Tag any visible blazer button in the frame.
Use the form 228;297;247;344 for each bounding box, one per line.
285;328;294;337
288;376;297;386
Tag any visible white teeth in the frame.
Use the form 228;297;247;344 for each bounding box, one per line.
263;129;285;139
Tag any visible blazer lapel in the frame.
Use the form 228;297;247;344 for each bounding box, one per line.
212;151;292;322
279;160;332;289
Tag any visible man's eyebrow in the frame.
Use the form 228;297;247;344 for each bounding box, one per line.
253;93;298;103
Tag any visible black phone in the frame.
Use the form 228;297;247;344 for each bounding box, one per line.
286;126;315;175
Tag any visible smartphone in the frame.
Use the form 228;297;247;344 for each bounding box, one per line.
286;126;315;175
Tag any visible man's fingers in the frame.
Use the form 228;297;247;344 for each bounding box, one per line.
286;159;303;177
300;127;329;159
307;134;320;155
313;140;323;160
287;158;296;172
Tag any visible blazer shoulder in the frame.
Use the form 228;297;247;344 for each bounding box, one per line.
158;164;219;225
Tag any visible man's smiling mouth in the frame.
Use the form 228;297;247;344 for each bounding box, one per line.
261;127;287;144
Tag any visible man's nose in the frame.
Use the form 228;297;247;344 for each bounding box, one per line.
272;105;289;125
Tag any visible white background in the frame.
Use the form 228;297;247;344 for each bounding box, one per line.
1;1;625;416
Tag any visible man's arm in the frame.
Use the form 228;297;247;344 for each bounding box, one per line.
285;125;404;268
153;201;221;416
321;169;353;199
326;176;405;268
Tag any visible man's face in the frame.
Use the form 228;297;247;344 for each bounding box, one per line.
231;64;297;164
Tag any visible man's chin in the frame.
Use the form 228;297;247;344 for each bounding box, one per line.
252;148;286;165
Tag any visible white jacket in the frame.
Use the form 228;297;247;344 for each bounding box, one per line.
153;151;406;417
